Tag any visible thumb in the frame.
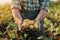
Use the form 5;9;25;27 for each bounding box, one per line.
38;23;41;30
18;26;22;31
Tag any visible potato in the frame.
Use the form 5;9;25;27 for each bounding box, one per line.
28;20;34;25
29;25;34;29
22;23;29;28
22;23;27;27
22;19;35;31
23;19;29;22
34;22;39;30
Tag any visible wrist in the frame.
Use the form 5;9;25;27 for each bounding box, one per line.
17;20;23;24
35;19;40;23
19;21;22;24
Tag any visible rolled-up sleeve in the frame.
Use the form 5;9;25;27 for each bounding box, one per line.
11;0;20;9
41;0;50;12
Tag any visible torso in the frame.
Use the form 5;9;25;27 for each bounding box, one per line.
20;0;40;11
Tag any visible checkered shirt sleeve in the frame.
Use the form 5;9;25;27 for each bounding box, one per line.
11;0;20;9
41;0;50;12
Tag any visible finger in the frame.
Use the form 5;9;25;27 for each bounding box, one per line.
38;23;41;30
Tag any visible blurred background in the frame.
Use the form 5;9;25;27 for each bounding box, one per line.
0;0;60;40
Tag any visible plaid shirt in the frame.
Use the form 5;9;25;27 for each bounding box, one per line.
11;0;50;11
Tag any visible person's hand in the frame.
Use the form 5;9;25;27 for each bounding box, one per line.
18;24;22;31
34;20;41;31
17;20;23;31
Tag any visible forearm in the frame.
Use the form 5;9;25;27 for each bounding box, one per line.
35;0;50;23
12;8;22;24
35;9;47;23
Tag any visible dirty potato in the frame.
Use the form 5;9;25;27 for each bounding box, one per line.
28;20;34;25
23;19;30;22
34;22;39;30
29;25;34;30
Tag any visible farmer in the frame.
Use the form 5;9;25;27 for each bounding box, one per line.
11;0;50;40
